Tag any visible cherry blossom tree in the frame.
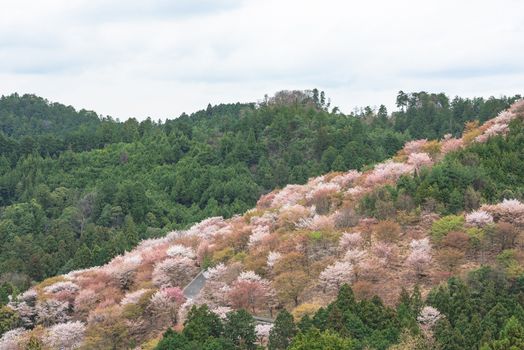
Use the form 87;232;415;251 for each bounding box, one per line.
441;136;463;155
196;240;210;265
306;182;341;214
0;328;27;350
228;271;276;314
365;161;414;186
403;139;428;154
106;254;142;290
74;289;99;318
149;287;186;326
248;225;271;247
406;238;432;277
319;261;354;293
267;251;282;268
465;210;494;227
202;263;231;306
306;182;341;202
211;306;232;320
9;290;37;328
120;289;150;305
338;232;363;252
44;281;79;294
152;257;198;288
417;306;443;332
372;242;396;263
346;186;367;197
185;216;228;239
482;199;524;225
344;249;367;264
36;299;71;326
295;214;334;231
166;244;196;259
270;185;308;208
255;324;273;345
43;321;86;350
407;153;433;175
330;170;361;188
203;263;228;280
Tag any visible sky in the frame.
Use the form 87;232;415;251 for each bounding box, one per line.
1;0;523;120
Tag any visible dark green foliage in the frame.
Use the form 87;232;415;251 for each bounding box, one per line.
182;305;224;343
288;329;353;350
156;329;190;350
0;306;19;337
223;309;257;350
269;310;297;350
362;119;524;219
155;307;252;350
480;316;524;350
393;91;519;139
428;268;524;349
155;271;524;349
305;284;402;350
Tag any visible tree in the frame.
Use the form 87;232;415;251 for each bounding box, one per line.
223;309;256;350
155;328;190;350
481;316;524;350
319;261;354;293
269;310;297;350
43;321;86;350
183;305;223;343
0;306;19;337
288;329;353;350
435;318;466;350
227;272;275;314
274;271;308;306
406;238;432;277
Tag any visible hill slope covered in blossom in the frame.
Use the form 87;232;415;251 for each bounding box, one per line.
2;100;524;349
0;91;519;289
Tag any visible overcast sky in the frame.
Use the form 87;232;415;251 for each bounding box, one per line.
1;0;523;120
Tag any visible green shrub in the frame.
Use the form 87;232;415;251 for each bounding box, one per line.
431;215;464;242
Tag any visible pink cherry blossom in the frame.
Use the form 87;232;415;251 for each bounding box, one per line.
338;232;363;251
43;321;86;350
166;244;196;259
407;152;433;174
152;257;198;288
0;328;27;350
417;306;443;329
403;139;428;154
465;210;494;227
120;289;150;305
319;261;354;292
267;251;282;268
330;170;362;188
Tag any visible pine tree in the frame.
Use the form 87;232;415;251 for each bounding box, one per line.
223;309;256;350
183;305;223;343
269;310;297;350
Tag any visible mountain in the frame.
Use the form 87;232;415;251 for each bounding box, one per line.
1;99;523;349
2;90;517;285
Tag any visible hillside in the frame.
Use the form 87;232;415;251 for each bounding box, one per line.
2;91;518;286
1;100;523;349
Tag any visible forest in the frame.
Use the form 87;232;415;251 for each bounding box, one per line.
0;90;518;286
1;91;523;349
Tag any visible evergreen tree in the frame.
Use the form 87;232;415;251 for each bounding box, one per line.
269;310;297;350
223;309;256;350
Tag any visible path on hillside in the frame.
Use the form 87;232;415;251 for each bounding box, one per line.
182;270;274;324
182;270;206;299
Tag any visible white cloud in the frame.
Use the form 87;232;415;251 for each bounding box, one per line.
0;0;522;119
